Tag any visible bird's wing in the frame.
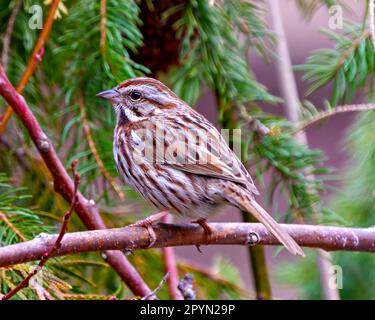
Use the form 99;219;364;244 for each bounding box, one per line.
151;114;259;194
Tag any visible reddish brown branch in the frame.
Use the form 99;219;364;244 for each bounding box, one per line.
1;160;80;300
0;65;152;297
0;0;60;134
161;215;183;300
0;223;374;268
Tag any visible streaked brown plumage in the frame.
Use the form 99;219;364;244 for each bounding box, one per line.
97;77;304;256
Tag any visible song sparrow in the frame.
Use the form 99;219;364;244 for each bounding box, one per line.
97;77;304;256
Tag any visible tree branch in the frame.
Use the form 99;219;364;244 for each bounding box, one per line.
242;213;271;300
161;214;183;300
0;65;153;297
0;223;374;268
295;104;375;133
141;273;169;300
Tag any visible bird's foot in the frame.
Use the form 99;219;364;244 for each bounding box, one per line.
191;218;213;249
129;211;169;248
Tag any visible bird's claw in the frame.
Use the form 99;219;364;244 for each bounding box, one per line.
129;219;157;248
128;211;169;248
191;218;213;246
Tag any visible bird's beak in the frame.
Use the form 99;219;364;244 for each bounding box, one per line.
96;88;119;102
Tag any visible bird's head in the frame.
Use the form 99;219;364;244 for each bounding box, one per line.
96;77;180;124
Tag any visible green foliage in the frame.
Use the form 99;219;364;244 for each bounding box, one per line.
276;250;323;299
327;112;375;299
168;0;335;227
277;18;375;298
295;24;374;106
54;0;147;194
246;115;331;221
277;112;375;299
0;173;109;299
0;173;48;244
168;0;278;107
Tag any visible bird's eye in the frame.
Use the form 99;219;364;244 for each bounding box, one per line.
130;91;142;101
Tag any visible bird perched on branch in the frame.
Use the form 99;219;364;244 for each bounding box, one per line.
97;77;304;256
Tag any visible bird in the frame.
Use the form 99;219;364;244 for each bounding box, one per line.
96;77;304;256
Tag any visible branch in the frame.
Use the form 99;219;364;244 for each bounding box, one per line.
1;0;23;69
161;214;183;300
238;104;270;138
1;160;80;300
1;223;374;268
242;213;271;300
141;273;169;300
0;65;153;297
295;104;375;133
0;0;60;135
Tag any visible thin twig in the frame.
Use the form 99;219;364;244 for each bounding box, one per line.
1;0;23;69
1;222;374;268
161;215;183;300
336;30;371;72
1;160;80;300
295;104;375;132
0;0;60;135
141;272;169;300
238;104;270;137
78;94;125;200
0;65;153;297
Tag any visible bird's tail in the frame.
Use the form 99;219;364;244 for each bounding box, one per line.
224;186;305;257
244;200;305;257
